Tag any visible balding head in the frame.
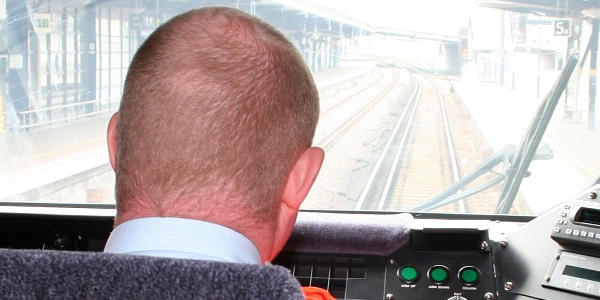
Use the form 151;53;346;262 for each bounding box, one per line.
109;7;320;230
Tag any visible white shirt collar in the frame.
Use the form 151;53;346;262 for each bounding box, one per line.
104;217;261;264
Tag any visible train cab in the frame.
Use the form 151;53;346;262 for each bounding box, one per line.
1;0;600;299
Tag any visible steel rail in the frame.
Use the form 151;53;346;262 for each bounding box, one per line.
355;67;462;212
315;68;401;150
353;74;421;210
320;69;384;116
435;80;465;213
374;79;421;210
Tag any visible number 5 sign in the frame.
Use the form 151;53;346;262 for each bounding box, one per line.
554;20;571;37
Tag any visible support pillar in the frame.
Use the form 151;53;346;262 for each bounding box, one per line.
80;3;97;114
311;37;318;72
6;0;30;127
318;39;324;71
589;18;599;130
564;19;580;119
331;39;340;68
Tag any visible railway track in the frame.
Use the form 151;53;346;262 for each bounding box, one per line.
349;68;462;212
314;68;400;150
320;69;384;116
307;63;467;212
381;73;462;212
353;73;421;210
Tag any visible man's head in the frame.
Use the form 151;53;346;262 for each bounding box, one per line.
107;7;323;261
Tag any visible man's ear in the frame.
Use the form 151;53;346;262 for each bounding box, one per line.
269;147;324;260
281;147;325;211
107;113;119;171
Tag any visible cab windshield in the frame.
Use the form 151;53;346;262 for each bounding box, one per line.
0;0;597;216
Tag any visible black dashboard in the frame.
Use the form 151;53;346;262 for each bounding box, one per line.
3;185;600;299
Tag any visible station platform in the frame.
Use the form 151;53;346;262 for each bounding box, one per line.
452;66;600;214
0;114;111;202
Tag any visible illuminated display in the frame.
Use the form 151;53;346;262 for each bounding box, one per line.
577;208;600;226
563;265;600;282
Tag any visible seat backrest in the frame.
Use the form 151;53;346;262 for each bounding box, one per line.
0;249;304;300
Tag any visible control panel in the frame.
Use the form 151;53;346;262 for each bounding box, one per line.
544;250;600;298
384;228;496;300
551;201;600;249
491;185;600;300
544;191;600;299
398;264;481;286
275;227;497;300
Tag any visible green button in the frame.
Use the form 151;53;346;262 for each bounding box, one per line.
460;267;479;284
430;266;449;283
400;267;419;282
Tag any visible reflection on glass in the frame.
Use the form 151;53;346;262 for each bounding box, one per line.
0;0;598;216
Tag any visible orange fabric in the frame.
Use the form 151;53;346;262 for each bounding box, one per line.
302;286;336;300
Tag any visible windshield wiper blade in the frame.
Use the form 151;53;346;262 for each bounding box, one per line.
408;145;515;212
408;57;577;213
494;56;579;214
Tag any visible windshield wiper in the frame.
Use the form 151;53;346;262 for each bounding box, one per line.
408;145;514;212
408;56;578;213
494;56;578;214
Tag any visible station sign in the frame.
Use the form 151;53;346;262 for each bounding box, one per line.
554;20;571;37
130;14;163;30
32;13;57;34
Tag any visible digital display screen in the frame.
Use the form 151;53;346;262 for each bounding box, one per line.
577;208;600;226
563;265;600;282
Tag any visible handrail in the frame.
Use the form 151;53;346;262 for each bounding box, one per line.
18;98;109;115
18;107;117;129
16;96;120;130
